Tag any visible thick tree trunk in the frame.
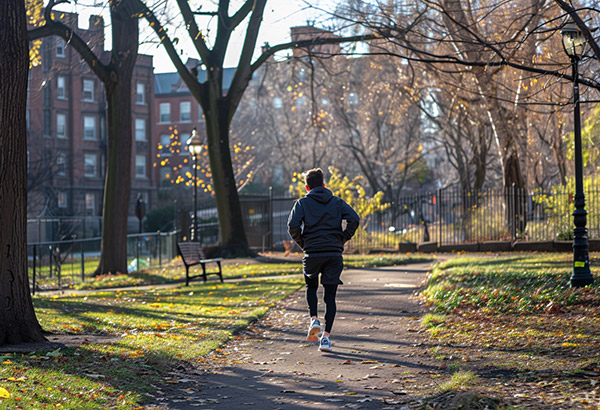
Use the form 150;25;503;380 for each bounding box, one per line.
95;81;134;274
94;1;139;275
205;102;251;255
0;0;46;345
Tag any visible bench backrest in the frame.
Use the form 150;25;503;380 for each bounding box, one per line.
177;242;206;264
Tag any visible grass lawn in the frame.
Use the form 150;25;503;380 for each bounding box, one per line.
1;278;302;409
60;252;435;291
421;253;600;408
2;254;425;408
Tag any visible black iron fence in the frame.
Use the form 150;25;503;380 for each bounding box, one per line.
29;184;598;291
28;231;179;293
237;185;600;253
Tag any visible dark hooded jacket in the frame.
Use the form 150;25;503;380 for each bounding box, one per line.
287;186;360;255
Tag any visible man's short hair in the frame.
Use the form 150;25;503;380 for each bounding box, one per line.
304;168;324;189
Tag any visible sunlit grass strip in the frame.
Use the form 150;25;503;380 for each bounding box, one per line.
438;370;478;392
61;254;434;291
0;278;302;409
423;254;600;314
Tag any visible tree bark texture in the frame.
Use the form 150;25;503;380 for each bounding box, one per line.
95;0;139;274
0;0;46;345
201;83;250;254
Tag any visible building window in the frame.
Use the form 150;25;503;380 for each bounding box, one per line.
135;118;146;141
85;193;95;214
136;83;145;104
57;192;68;208
84;154;97;177
57;76;66;99
56;152;66;176
159;103;170;123
56;113;67;138
83;116;96;140
159;134;171;155
56;38;65;57
135;155;147;178
82;79;94;101
180;101;191;122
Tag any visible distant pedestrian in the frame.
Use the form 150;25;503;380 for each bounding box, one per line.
287;168;360;352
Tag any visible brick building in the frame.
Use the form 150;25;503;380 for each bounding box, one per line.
152;60;235;192
27;12;155;234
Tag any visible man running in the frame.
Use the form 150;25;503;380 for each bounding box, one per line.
287;168;360;352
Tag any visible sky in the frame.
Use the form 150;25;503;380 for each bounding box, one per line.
54;1;335;73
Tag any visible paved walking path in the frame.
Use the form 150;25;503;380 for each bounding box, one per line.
148;259;444;409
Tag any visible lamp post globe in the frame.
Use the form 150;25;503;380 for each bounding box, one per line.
187;127;203;242
560;22;594;287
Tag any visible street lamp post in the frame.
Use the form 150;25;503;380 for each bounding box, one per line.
561;22;594;287
187;127;204;243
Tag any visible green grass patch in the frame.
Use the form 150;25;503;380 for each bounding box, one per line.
438;370;478;392
421;253;600;407
423;254;600;314
422;313;447;328
36;253;433;291
1;277;302;409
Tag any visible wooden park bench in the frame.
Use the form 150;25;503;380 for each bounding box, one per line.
177;242;224;286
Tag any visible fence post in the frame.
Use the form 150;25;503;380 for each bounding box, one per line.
158;231;162;267
81;240;85;282
32;245;36;295
49;245;53;278
437;189;442;246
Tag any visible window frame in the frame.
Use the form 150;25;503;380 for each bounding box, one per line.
159;103;170;123
85;192;95;214
135;118;146;141
83;116;96;140
136;82;145;105
84;153;97;177
82;79;94;102
56;38;66;58
56;113;67;138
180;101;191;123
57;75;66;99
56;152;67;176
135;155;147;178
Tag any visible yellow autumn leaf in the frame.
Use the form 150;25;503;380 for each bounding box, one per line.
0;387;9;398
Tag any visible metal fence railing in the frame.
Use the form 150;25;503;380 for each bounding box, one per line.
28;230;179;293
344;184;600;253
29;184;598;291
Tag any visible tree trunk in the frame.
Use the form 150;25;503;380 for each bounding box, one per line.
205;97;250;255
94;1;139;275
0;0;46;345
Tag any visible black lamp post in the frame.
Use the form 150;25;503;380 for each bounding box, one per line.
186;127;203;242
561;22;594;287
